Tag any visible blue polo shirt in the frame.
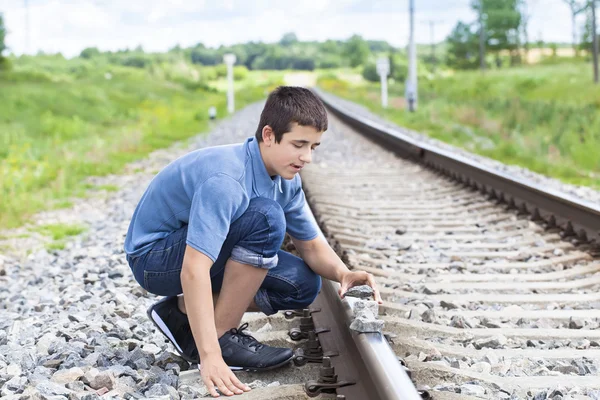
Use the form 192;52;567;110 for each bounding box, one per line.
124;137;319;261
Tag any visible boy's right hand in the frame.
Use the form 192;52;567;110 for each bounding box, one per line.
199;353;251;397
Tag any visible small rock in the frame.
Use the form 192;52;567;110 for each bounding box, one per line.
440;301;459;310
349;317;384;333
474;335;507;350
36;380;72;397
344;285;374;299
460;384;486;397
142;343;162;355
450;315;470;329
469;361;492;374
569;317;584;330
6;363;22;377
51;367;85;384
395;227;407;235
81;369;115;390
421;309;436;323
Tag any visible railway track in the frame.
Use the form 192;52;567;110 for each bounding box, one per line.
184;91;600;399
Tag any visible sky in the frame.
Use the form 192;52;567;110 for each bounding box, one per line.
0;0;584;58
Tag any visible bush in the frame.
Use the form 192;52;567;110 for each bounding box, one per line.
362;63;379;82
233;65;249;80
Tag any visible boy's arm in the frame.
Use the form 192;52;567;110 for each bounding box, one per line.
181;245;248;397
291;236;383;303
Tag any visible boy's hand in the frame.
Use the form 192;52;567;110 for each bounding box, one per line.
338;270;383;304
199;353;250;397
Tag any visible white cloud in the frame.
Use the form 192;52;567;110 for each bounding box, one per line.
0;0;580;57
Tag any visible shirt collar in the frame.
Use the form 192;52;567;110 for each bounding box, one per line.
248;137;283;196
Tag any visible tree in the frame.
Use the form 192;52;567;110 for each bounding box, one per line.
80;47;101;59
446;22;480;69
279;33;298;47
471;0;523;66
343;35;370;67
564;0;588;55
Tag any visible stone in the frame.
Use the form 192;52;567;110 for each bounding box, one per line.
349;317;384;333
343;285;374;299
440;301;459;310
469;361;492;374
348;299;379;317
460;384;486;397
450;315;470;329
6;363;22;377
81;369;115;390
421;309;436;323
569;317;585;329
474;335;508;350
2;376;27;396
51;367;85;384
155;352;188;371
36;380;72;397
144;383;171;398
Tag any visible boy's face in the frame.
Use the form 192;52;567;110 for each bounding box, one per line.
260;123;323;180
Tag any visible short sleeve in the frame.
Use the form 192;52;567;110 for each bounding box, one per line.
187;175;247;261
284;182;320;241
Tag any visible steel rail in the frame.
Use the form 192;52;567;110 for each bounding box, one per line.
313;88;600;245
302;205;422;400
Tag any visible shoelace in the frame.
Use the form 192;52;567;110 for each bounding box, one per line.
228;322;264;351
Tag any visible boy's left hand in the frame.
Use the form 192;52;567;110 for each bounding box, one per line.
338;270;383;304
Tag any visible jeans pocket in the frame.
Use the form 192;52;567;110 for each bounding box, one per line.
144;269;183;296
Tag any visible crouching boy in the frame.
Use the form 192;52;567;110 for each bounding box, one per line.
123;86;381;397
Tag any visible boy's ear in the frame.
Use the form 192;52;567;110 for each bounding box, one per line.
262;125;275;146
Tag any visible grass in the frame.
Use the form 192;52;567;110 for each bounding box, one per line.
31;223;87;251
33;223;87;241
317;63;600;190
0;56;283;229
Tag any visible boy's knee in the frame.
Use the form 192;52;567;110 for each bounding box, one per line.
300;274;322;307
244;197;286;248
230;198;286;269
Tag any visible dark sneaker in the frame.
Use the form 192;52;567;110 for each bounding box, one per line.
147;296;200;363
219;323;293;372
148;298;293;371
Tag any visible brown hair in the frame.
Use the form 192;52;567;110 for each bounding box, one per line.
255;86;328;143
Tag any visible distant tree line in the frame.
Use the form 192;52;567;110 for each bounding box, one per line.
78;33;395;73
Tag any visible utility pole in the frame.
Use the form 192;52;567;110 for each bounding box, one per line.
406;0;418;112
422;20;442;70
478;0;486;71
223;53;236;113
25;0;30;54
592;0;599;83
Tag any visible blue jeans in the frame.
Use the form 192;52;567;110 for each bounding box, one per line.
126;198;322;315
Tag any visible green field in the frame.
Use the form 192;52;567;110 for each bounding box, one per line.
0;56;282;229
317;63;600;190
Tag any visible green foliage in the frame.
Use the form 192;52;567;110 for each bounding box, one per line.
447;0;524;69
279;33;298;46
362;63;379;82
344;35;371;68
446;22;480;69
474;0;523;52
0;56;275;228
33;223;87;241
318;63;600;189
80;47;101;59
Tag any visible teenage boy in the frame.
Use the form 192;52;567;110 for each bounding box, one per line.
124;86;382;397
